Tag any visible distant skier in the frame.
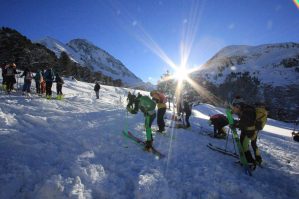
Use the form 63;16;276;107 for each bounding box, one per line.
127;93;156;151
94;82;101;99
182;95;192;128
20;67;33;94
231;96;256;168
1;62;8;90
34;69;43;94
55;73;64;100
5;63;19;93
44;66;55;99
150;90;167;132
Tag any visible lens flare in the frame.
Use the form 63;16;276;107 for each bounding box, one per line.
294;0;299;9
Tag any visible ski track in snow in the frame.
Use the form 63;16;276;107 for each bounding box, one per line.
0;78;298;199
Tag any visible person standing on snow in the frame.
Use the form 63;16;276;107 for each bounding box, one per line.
150;90;167;133
1;62;8;90
94;82;101;99
20;67;33;95
5;63;20;93
127;93;156;151
44;66;55;99
231;96;257;168
55;73;64;100
34;69;43;95
182;96;192;128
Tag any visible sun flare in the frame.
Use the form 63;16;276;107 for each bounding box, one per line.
174;66;189;81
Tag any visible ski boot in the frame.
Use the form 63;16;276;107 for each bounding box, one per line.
144;140;153;152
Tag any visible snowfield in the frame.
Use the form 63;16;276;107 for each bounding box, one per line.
0;78;298;199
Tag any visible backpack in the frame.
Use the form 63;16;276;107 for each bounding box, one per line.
255;107;268;131
139;96;156;113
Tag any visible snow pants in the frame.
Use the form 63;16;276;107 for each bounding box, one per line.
240;130;255;164
22;80;32;93
145;113;156;142
157;107;166;131
46;81;53;96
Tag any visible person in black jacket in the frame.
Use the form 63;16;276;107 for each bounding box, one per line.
5;63;20;93
55;73;64;99
182;96;192;128
1;62;8;89
231;96;257;167
94;82;101;99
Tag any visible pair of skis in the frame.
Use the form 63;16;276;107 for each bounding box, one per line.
207;109;253;176
123;130;165;159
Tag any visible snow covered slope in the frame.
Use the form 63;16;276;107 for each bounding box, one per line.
196;42;299;86
0;78;298;199
36;37;144;87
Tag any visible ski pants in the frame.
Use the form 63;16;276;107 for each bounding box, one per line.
157;107;166;131
145;113;156;142
251;131;262;161
35;81;41;94
95;91;99;99
6;76;15;92
240;130;255;164
57;84;63;95
184;110;191;127
46;81;53;96
22;80;31;93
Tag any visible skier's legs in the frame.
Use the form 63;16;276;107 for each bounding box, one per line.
26;81;31;93
145;113;156;150
185;111;191;127
251;131;262;163
240;131;255;164
157;108;166;131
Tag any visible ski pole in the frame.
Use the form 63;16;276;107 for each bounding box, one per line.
224;128;230;152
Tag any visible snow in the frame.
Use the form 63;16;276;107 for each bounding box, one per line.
197;42;299;86
0;77;298;199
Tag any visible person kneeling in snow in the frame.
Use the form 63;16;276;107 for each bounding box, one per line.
209;114;228;138
127;93;156;151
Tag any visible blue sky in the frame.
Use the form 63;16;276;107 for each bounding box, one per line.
1;0;299;84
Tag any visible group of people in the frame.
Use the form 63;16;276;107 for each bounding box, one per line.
1;63;64;99
209;96;268;168
126;89;268;169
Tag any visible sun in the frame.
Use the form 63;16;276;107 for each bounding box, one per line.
174;66;189;81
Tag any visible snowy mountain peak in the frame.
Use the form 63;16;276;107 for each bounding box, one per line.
36;37;144;87
199;42;299;86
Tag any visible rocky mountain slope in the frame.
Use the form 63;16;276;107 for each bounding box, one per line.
193;42;299;120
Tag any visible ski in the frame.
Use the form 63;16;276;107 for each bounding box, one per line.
226;109;252;176
207;143;239;159
122;130;165;158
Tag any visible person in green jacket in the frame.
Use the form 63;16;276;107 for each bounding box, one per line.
127;93;156;151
